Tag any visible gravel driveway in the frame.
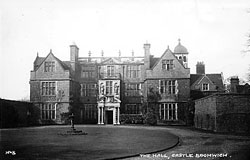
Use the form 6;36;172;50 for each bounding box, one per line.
125;126;250;160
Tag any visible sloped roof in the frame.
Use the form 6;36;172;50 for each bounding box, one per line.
190;74;201;86
63;61;72;69
190;74;224;91
34;52;71;71
150;48;186;69
206;74;224;90
34;57;45;67
150;55;160;68
53;56;71;70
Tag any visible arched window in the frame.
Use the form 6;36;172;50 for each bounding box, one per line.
183;56;187;62
179;56;182;60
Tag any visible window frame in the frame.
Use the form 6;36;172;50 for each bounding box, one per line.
81;83;97;97
106;81;113;95
41;81;56;96
159;103;178;121
202;83;209;91
107;65;115;76
127;65;141;78
44;61;55;72
159;80;177;95
40;103;56;120
125;83;141;96
125;104;141;114
162;59;174;70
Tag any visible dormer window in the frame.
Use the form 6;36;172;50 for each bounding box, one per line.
44;61;55;72
202;83;209;91
162;60;173;70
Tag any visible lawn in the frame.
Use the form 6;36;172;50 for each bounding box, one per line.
0;125;179;160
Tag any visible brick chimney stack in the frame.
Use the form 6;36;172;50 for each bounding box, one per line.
144;43;151;69
70;43;79;71
196;62;205;75
230;76;239;93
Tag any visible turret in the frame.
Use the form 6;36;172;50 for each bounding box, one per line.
174;39;189;68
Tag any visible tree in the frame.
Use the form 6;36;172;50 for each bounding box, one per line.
243;9;250;81
142;87;161;125
224;76;247;92
247;65;250;82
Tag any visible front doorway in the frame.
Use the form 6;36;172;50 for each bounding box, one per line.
106;111;113;124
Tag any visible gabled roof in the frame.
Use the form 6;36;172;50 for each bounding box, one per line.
150;56;159;68
207;74;224;90
63;61;72;69
190;74;224;91
53;56;71;70
34;51;71;71
150;48;185;69
190;74;201;86
34;56;45;67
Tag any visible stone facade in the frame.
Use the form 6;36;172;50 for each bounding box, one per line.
194;93;250;133
30;51;72;124
30;40;192;125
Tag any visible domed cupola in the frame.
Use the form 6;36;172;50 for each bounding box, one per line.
174;39;188;54
174;39;189;68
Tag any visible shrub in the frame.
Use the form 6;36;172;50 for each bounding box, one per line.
143;112;157;126
120;114;144;124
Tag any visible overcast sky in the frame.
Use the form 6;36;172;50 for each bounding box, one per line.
1;0;250;100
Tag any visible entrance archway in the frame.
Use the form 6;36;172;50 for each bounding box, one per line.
106;111;113;124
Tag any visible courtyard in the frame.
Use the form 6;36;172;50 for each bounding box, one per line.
0;125;178;160
1;125;250;160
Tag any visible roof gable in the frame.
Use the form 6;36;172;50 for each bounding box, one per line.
146;48;190;79
151;48;185;70
197;75;214;85
100;57;121;65
191;74;224;91
35;51;70;72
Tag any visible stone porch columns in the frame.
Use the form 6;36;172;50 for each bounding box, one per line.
101;107;104;124
98;107;101;124
117;107;120;124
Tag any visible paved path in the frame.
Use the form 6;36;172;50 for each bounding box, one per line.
124;126;250;160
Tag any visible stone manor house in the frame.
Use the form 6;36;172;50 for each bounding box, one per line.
30;40;224;125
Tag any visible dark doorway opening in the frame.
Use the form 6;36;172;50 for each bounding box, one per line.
106;111;113;124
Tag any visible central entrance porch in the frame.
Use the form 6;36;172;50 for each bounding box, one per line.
97;102;120;125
